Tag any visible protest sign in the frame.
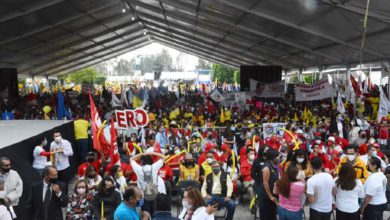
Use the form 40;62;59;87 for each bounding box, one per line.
115;108;149;129
294;79;332;101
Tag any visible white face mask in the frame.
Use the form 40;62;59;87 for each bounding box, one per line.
0;191;5;199
77;188;86;195
42;139;48;146
182;200;192;210
297;158;305;163
347;154;355;162
249;154;255;161
174;150;181;155
206;158;213;164
54;136;62;143
315;140;321;144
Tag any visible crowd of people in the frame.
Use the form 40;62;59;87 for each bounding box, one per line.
1;82;390;220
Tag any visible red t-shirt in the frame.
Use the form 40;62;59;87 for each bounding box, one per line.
158;165;173;181
240;160;253;182
77;161;101;177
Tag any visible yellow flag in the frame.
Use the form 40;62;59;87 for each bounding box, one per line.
220;108;225;123
133;96;143;108
294;113;299;121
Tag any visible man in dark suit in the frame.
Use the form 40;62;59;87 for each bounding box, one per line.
25;165;67;220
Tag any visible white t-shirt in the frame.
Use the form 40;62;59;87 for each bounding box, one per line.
359;155;386;170
364;172;387;205
307;172;335;213
335;179;364;213
130;159;166;194
0;205;12;220
32;146;48;169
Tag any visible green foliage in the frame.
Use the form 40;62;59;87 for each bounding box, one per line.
303;75;314;84
233;70;240;84
63;67;106;85
211;63;237;84
289;75;299;83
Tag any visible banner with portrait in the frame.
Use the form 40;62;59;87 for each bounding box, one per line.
249;79;285;98
262;123;287;139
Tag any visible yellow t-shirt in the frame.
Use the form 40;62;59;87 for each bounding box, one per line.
74;119;89;140
179;164;199;181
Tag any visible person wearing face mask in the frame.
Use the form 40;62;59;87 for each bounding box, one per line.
274;165;306;220
81;166;102;195
114;186;150;220
199;151;215;182
361;157;388;220
0;157;22;218
180;153;200;182
109;165;127;195
324;150;341;177
156;124;169;151
77;152;101;178
179;186;216;220
351;130;367;147
33;135;59;176
240;148;256;202
359;145;387;170
255;149;280;220
222;124;236;150
336;145;369;184
25;165;67;220
286;149;313;180
50;131;74;183
66;180;94;220
201;161;236;220
167;146;184;170
92;177;121;220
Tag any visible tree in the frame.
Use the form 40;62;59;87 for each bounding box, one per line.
63;67;106;85
114;59;133;76
197;58;211;69
155;49;173;72
140;55;156;74
303;74;314;84
211;63;236;84
233;70;240;84
93;61;109;75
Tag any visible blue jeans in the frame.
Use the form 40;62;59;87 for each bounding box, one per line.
207;195;236;220
278;206;303;220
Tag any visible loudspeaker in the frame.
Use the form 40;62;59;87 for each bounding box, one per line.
0;68;18;99
240;65;282;91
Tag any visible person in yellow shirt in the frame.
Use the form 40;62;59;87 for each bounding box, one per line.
74;116;90;162
336;145;369;183
179;153;200;181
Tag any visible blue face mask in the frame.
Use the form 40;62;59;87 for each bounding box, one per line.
230;127;236;131
136;198;144;207
372;151;377;157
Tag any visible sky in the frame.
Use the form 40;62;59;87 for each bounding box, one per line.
114;42;200;71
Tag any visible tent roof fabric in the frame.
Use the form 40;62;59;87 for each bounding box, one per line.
0;0;389;76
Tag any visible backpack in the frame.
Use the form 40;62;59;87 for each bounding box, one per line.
141;166;159;201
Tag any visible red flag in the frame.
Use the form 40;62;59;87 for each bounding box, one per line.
350;75;361;97
89;93;109;155
110;117;121;166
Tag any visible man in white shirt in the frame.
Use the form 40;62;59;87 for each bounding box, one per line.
50;131;74;183
307;157;335;220
359;145;386;170
130;152;166;216
0;157;22;218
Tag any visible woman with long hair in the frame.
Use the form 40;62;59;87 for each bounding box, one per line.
66;180;94;220
109;165;127;194
178;186;217;220
333;163;364;220
362;157;388;220
274;165;305;220
80;166;102;195
285;149;312;180
92;177;121;220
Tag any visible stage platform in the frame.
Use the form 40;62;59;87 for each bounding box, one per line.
0;120;69;148
0;120;77;220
